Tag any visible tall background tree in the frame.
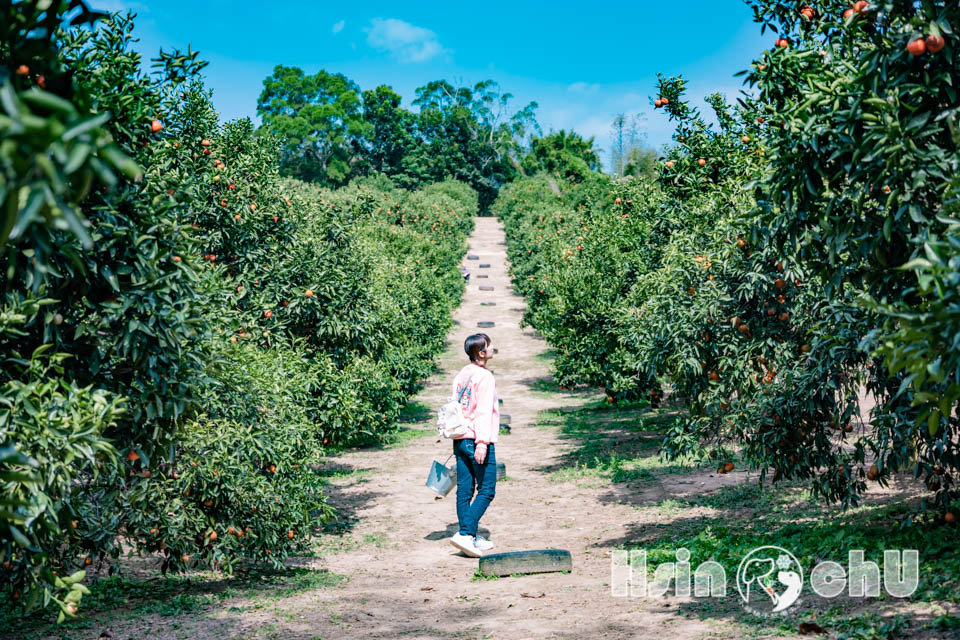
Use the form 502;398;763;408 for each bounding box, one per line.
520;130;601;183
256;65;371;185
610;112;657;180
258;69;539;210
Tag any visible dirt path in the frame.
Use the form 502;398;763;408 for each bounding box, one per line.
264;216;741;640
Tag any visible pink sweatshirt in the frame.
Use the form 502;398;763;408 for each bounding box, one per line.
451;363;500;444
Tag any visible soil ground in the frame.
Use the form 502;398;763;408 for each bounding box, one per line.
8;217;958;640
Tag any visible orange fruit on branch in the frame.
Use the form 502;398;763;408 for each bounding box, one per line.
925;34;945;53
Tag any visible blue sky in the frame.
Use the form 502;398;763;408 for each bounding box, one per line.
97;0;771;170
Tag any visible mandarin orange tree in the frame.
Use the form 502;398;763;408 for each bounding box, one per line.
745;0;960;516
499;0;959;516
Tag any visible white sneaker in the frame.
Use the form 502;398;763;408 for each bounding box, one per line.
449;533;483;557
473;535;494;551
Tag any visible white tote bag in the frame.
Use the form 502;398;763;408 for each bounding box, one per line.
437;375;475;439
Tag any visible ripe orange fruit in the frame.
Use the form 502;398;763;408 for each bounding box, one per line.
853;0;867;12
615;197;622;204
708;371;719;382
867;463;879;481
925;34;945;53
665;161;675;168
84;555;92;566
204;498;214;507
228;183;236;190
249;203;257;211
774;277;787;289
269;464;277;473
151;119;163;133
800;6;814;19
907;39;926;56
843;8;854;19
661;98;669;105
16;64;29;76
202;148;211;155
208;531;218;541
150;528;158;535
182;554;191;563
775;37;789;48
265;549;272;555
305;289;314;298
741;135;750;143
264;310;273;318
201;139;211;147
607;396;614;404
234;214;241;220
172;256;181;263
126;450;139;462
778;312;789;323
724;462;735;472
287;530;294;539
697;158;706;166
36;75;45;88
946;512;957;524
654;99;662;107
142;470;151;478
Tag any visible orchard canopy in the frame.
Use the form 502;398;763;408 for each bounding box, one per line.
1;0;960;636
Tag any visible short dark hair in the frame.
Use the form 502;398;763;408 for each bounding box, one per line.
464;333;491;362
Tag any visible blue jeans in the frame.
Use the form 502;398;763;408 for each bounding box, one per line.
453;438;497;537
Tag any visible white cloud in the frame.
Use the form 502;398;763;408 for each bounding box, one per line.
332;20;345;34
567;82;600;95
365;18;450;63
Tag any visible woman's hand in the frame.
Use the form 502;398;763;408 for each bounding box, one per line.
474;442;488;464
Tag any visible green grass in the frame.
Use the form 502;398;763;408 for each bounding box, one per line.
0;567;347;639
619;476;960;638
537;400;959;638
535;402;702;487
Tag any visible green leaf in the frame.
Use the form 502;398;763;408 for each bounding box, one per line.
62;111;110;141
21;88;77;115
929;410;940;437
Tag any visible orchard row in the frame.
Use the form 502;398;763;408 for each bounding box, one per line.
1;7;474;620
497;0;959;524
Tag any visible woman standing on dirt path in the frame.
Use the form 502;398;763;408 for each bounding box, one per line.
448;333;500;558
